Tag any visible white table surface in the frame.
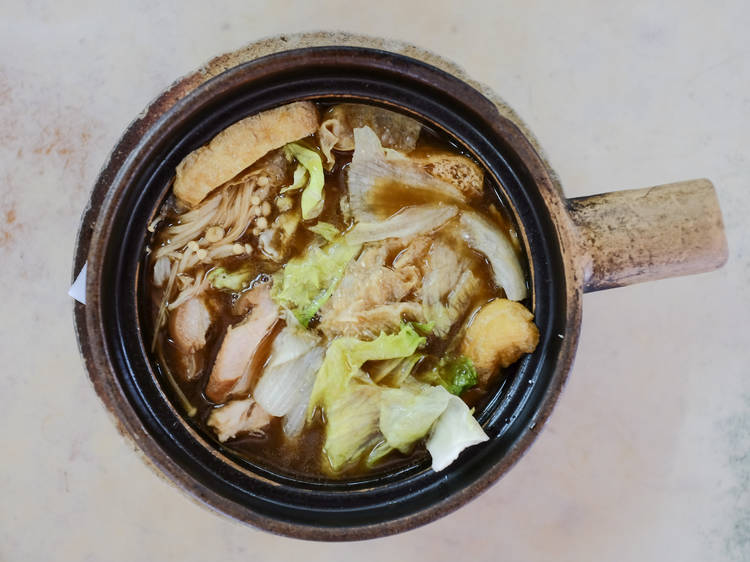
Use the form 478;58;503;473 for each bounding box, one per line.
2;2;748;560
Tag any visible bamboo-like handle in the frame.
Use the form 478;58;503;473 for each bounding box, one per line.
567;179;728;292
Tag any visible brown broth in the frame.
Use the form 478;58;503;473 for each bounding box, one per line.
146;102;528;480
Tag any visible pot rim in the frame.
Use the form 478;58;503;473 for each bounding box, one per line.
72;32;584;540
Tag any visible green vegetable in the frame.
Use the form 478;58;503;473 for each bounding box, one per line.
379;382;451;453
370;353;423;386
322;382;383;472
366;440;394;467
308;324;426;414
411;321;435;335
284;143;325;220
271;239;360;327
374;379;487;470
419;356;478;396
307;324;426;471
280;163;308;193
206;266;254;291
426;396;488;471
307;221;340;242
303;325;482;472
368;357;403;384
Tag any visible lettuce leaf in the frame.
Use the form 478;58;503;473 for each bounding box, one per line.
307;221;340;242
419;356;478;396
411;321;435;335
366;439;394;467
369;353;423;386
322;382;383;471
426;396;489;471
206;266;254;291
280;163;308;193
307;324;426;471
379;382;452;453
284;143;325;220
308;324;425;415
305;324;485;472
270;239;361;327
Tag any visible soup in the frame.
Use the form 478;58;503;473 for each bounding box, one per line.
145;101;539;478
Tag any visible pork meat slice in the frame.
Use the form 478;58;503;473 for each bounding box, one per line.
169;295;211;354
205;283;278;403
168;295;212;381
207;398;271;442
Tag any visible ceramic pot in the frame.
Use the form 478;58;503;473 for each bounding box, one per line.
72;33;727;540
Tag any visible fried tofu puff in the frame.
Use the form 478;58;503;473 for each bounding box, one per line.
460;298;540;385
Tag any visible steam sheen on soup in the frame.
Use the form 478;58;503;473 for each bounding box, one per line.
146;101;539;478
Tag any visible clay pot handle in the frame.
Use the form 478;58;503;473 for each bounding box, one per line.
567;179;728;292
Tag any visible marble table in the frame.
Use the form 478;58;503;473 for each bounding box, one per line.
2;2;748;560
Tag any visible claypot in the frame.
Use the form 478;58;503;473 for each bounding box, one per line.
72;33;728;540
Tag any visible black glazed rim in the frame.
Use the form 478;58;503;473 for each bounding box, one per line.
90;47;567;536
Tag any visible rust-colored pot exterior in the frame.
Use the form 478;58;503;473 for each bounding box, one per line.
72;33;727;540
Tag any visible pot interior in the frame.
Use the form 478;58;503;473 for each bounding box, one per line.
91;46;567;537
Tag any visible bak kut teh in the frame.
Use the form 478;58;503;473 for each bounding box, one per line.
146;100;540;478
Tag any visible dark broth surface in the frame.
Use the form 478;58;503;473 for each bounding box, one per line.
146;102;529;480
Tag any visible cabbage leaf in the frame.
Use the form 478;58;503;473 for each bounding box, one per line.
284;143;325;220
304;323;487;472
369;353;423;386
345;204;457;245
459;211;527;301
207;266;254;291
308;324;426;471
322;382;383;472
348;126;465;222
308;323;425;415
418;356;478;396
270;239;361;327
253;324;324;438
307;221;340;242
379;382;452;453
426;396;489;471
280;163;308;193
